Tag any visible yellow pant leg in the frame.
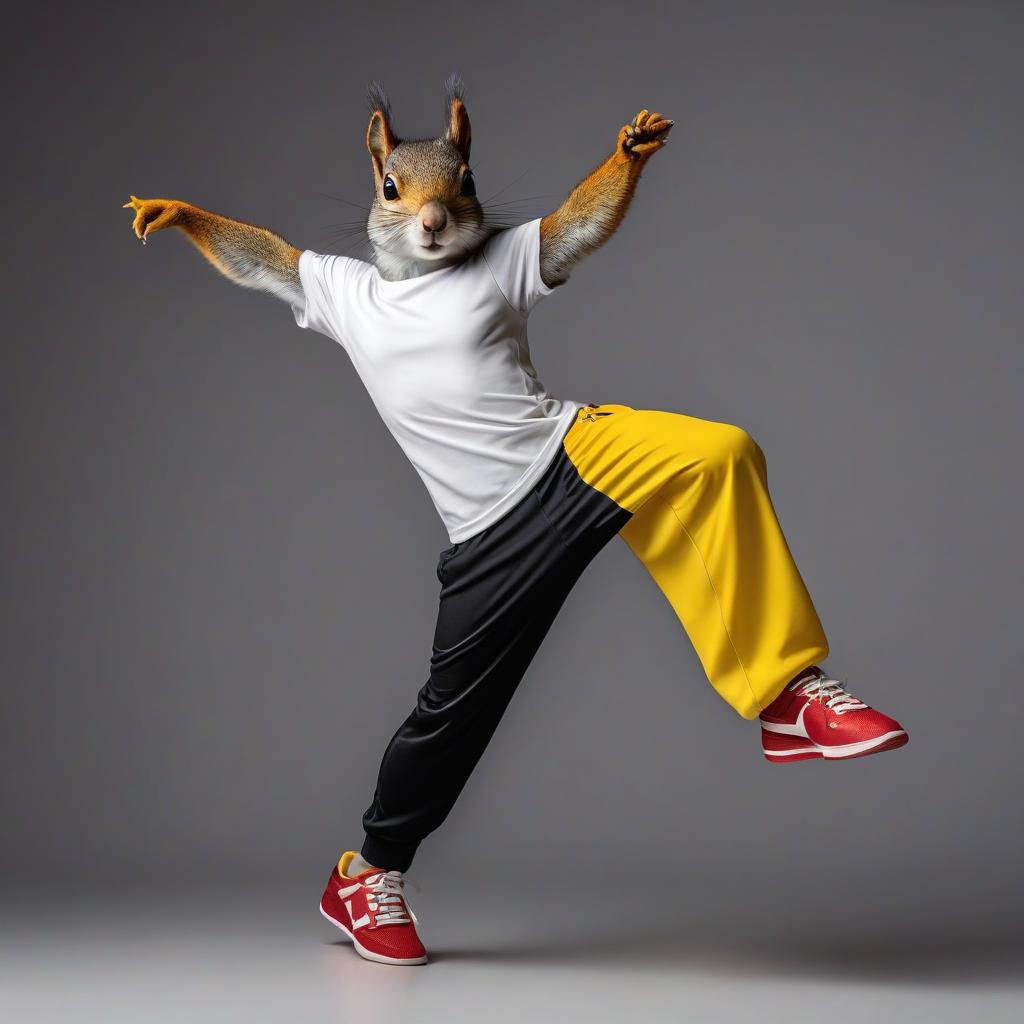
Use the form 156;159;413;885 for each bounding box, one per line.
562;405;829;718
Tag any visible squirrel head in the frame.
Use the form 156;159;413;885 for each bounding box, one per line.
365;75;490;280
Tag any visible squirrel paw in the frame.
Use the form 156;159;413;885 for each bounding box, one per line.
619;110;673;161
122;196;181;243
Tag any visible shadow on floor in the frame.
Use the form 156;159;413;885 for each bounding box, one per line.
425;925;1024;984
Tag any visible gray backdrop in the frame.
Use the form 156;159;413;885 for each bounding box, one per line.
3;0;1021;917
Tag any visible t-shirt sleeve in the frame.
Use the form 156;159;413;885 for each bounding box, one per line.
291;249;363;349
481;218;559;316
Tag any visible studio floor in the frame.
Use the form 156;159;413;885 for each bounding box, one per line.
4;869;1022;1023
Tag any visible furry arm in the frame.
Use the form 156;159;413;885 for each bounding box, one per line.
123;197;303;305
539;110;672;288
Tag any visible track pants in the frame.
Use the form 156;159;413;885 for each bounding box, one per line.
361;403;829;871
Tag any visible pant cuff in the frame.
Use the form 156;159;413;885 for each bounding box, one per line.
751;645;831;718
361;833;418;873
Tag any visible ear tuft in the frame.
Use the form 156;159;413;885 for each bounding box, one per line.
444;72;471;162
366;80;399;177
366;80;394;126
442;72;466;116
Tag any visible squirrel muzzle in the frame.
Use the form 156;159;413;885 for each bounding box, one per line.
418;200;449;236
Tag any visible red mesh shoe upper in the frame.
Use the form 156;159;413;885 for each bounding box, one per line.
760;667;905;746
323;864;426;962
357;919;426;959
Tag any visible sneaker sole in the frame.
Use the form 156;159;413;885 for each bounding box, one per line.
762;728;908;763
319;901;428;966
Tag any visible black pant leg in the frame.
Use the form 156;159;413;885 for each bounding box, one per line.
360;447;631;872
359;490;579;871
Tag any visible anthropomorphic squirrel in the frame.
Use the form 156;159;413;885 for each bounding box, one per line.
121;79;907;969
123;76;671;298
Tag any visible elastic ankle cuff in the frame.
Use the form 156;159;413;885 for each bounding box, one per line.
361;834;417;873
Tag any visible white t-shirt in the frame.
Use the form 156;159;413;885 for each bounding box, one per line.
291;219;583;542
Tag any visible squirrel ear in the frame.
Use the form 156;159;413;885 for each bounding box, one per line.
367;110;397;179
447;97;472;163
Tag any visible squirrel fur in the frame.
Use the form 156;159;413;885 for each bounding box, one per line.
123;78;671;296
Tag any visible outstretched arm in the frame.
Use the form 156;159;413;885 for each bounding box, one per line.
123;197;303;305
539;109;672;288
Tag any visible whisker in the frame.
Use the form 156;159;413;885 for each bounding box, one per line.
320;232;369;247
320;222;370;236
479;168;533;205
482;194;561;207
319;191;372;212
335;239;372;259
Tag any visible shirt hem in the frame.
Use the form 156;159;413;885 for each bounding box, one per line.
443;402;584;543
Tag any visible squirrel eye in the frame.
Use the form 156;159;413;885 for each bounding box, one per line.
382;175;399;201
460;170;476;197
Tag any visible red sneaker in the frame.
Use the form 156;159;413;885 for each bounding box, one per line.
760;666;908;763
319;851;427;965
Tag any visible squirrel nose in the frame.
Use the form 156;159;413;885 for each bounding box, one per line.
419;201;448;234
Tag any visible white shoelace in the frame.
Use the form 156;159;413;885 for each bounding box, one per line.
789;669;868;714
364;870;416;927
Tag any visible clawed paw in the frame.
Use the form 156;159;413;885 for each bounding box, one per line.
122;195;180;243
619;109;673;160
